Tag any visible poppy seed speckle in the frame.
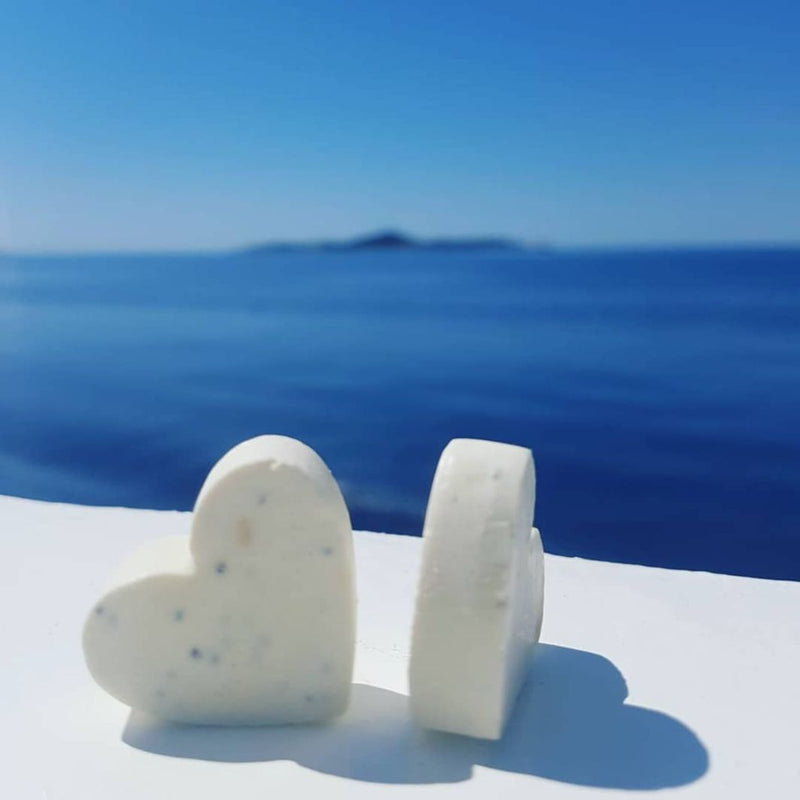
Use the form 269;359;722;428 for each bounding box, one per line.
94;605;105;616
215;561;227;575
190;647;203;660
174;609;184;622
321;546;334;557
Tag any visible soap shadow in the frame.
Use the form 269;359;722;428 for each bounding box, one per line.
123;644;708;789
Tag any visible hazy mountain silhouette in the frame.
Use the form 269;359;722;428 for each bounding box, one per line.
241;230;532;255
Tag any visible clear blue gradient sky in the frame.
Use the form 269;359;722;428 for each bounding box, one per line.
1;1;798;251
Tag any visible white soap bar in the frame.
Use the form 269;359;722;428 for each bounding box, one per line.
409;438;544;740
83;435;356;725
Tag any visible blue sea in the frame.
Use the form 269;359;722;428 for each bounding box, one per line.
1;247;798;579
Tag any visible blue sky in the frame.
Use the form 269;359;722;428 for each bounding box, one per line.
1;1;798;251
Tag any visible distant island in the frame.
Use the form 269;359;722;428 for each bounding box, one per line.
240;230;548;255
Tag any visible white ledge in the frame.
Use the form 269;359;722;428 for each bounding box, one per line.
2;494;798;799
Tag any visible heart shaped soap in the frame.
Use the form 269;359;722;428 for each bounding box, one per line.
409;438;544;739
82;435;356;725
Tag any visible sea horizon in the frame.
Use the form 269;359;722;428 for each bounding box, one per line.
4;239;800;259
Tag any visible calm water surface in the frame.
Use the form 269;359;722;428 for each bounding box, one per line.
1;247;798;579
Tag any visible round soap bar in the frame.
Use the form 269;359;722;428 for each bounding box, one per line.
409;438;544;740
82;435;356;725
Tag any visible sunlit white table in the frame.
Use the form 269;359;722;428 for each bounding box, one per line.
3;495;798;799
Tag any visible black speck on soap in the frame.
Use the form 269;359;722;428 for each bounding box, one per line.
215;561;228;575
174;609;185;622
190;647;203;660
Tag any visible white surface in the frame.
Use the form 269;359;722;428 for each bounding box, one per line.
82;436;356;725
2;494;799;799
410;439;543;739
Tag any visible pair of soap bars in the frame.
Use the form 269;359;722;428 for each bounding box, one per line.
83;435;544;740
